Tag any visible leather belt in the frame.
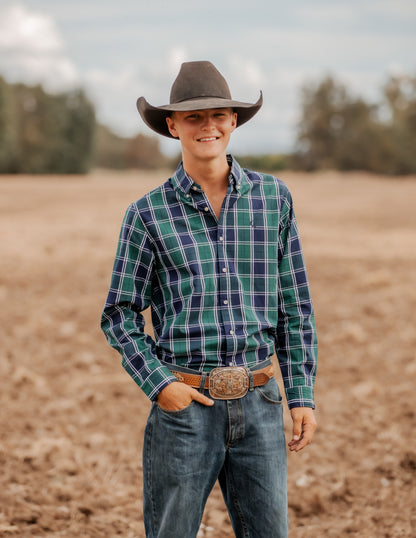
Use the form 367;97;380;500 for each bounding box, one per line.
171;364;274;400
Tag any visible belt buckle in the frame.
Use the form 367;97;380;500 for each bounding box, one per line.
208;367;249;400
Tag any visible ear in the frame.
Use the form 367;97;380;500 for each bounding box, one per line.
166;116;179;138
231;111;237;132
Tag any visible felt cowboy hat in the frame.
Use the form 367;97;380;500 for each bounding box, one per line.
137;60;263;138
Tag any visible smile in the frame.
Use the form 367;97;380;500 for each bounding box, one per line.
197;137;218;142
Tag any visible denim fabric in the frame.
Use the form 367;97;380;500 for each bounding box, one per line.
143;368;288;538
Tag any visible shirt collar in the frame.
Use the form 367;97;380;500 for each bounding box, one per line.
170;154;245;196
227;154;243;191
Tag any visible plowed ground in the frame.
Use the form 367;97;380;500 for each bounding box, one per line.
1;169;415;537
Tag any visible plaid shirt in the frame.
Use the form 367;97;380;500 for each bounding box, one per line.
101;156;317;408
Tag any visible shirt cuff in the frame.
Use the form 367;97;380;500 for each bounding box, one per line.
285;386;315;409
133;364;178;401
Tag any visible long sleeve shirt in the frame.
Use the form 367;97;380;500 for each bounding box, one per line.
101;156;317;409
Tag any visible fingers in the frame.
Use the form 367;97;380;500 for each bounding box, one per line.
291;413;303;440
157;381;191;411
157;381;214;411
288;422;315;452
288;414;303;451
288;407;317;452
191;389;214;407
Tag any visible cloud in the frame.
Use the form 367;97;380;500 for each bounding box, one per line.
84;65;140;134
227;56;266;92
297;4;358;25
82;47;186;138
0;5;79;91
168;47;189;76
375;0;416;19
3;1;412;155
0;4;63;52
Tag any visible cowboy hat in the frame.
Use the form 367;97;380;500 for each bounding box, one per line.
137;61;263;138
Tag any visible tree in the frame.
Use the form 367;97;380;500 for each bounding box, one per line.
294;76;381;171
13;85;96;173
124;133;169;169
294;74;416;175
382;75;416;174
0;77;18;172
0;80;96;174
295;77;349;170
93;125;170;170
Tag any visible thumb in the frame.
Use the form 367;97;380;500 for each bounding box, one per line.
191;389;214;407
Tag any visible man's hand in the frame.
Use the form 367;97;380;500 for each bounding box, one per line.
288;407;317;452
157;381;214;412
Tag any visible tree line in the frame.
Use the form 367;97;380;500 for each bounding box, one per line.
0;74;415;175
293;74;416;175
0;76;171;174
94;123;171;171
0;78;95;173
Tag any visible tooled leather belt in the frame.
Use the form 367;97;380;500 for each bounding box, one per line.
171;364;275;400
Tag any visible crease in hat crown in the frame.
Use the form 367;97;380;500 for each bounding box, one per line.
169;61;232;103
137;60;263;138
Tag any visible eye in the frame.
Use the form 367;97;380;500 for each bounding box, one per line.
214;112;228;120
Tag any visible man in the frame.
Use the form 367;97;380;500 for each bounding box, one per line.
101;61;317;538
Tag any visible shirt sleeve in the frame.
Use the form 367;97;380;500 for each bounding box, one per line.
100;203;177;400
276;189;317;409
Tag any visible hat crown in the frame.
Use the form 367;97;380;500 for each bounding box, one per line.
170;61;232;104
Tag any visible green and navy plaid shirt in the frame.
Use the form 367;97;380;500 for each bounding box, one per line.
101;156;317;408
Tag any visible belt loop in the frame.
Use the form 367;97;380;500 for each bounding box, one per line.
199;373;207;393
248;370;254;391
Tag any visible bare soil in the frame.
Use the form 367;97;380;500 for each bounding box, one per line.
1;169;415;537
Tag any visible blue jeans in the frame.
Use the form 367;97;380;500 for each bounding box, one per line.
143;363;288;538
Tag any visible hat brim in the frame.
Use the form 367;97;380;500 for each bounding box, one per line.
137;92;263;138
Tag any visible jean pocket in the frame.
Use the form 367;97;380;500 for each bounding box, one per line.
256;378;283;405
156;400;195;417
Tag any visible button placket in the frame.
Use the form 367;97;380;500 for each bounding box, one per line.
218;228;229;311
216;214;235;351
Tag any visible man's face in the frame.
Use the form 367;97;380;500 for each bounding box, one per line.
166;108;237;163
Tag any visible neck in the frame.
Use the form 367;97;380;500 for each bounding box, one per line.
182;154;230;192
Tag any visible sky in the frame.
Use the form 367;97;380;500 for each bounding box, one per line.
0;0;415;156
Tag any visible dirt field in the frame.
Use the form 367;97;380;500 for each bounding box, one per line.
1;168;415;537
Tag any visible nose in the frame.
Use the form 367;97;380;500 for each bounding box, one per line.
201;112;215;130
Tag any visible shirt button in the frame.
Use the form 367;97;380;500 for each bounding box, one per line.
223;300;228;305
219;236;224;241
229;330;234;335
192;186;198;191
204;207;209;212
186;194;190;198
222;267;227;273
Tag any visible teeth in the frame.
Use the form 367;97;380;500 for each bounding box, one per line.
199;137;217;142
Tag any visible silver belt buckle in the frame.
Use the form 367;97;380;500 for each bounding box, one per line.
208;367;249;400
